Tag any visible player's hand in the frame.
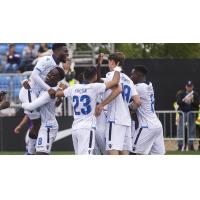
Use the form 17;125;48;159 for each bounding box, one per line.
59;83;67;90
0;101;10;110
23;80;31;89
0;91;6;102
95;104;103;117
97;53;104;66
14;125;22;134
48;88;56;99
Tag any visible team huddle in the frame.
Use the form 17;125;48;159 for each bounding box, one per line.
18;43;165;155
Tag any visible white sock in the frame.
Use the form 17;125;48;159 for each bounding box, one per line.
27;137;37;155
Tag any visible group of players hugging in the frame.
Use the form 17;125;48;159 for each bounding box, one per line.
13;43;165;155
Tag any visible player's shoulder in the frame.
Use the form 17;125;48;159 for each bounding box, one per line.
106;71;114;78
90;82;104;87
120;72;133;84
37;55;53;64
72;83;88;91
136;81;153;91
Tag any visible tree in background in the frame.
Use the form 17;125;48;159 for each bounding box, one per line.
115;43;200;59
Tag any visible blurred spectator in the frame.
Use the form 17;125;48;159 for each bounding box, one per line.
63;58;77;85
19;43;38;72
176;81;199;151
3;44;20;73
60;59;78;116
77;72;84;84
66;43;76;59
38;43;49;57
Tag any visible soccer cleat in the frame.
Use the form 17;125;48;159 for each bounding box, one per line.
24;151;34;155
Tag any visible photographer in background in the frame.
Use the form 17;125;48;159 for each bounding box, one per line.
0;91;10;110
176;81;199;151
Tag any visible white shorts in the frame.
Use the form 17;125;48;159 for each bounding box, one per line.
132;126;165;155
105;122;132;151
19;87;40;120
36;126;58;154
95;130;106;155
72;128;95;155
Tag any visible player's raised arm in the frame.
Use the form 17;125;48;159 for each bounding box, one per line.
96;53;104;83
104;70;120;90
22;92;50;111
129;83;141;111
31;58;51;91
56;86;71;98
129;95;141;111
95;84;122;116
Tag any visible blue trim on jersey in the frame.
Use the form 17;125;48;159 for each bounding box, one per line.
108;120;115;123
36;67;42;72
141;126;148;128
45;125;53;128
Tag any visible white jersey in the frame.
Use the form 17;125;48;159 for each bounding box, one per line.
39;90;58;129
22;87;58;128
29;55;62;94
64;83;106;130
135;82;162;128
96;94;107;133
104;71;138;127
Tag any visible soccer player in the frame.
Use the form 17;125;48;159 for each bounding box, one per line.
130;65;165;155
95;52;141;155
95;95;108;155
19;43;68;154
94;53;107;155
22;67;65;155
0;91;10;110
56;66;121;155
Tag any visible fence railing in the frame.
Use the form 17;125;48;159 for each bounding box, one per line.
156;111;185;148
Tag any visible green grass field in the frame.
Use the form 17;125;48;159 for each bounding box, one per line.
0;151;199;155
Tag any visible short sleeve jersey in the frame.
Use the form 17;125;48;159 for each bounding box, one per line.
64;83;106;130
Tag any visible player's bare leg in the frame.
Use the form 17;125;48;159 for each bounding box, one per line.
27;118;41;155
108;150;120;155
119;150;129;155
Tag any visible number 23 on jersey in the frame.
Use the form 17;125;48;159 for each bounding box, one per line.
73;95;92;115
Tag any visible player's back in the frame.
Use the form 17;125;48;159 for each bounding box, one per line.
135;82;161;128
105;71;136;127
66;83;106;130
